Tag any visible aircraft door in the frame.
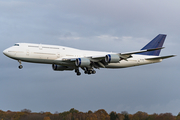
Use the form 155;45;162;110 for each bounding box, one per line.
26;49;30;56
137;59;144;65
39;44;42;50
57;52;60;58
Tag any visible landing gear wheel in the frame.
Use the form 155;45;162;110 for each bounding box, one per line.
18;60;23;69
88;70;92;75
84;70;88;74
19;65;23;69
92;70;96;74
75;69;79;73
77;72;81;76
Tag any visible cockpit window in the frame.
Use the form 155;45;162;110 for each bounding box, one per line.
14;44;19;46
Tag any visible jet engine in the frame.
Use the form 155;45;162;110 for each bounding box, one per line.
52;64;74;71
105;54;120;63
75;58;91;67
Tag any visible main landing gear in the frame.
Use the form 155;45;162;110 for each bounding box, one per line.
75;68;81;76
84;69;96;75
75;67;96;76
18;60;23;69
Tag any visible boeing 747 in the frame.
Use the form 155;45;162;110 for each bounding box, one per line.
3;34;175;76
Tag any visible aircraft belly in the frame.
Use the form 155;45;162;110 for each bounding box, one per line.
105;59;161;68
105;61;137;68
14;57;54;64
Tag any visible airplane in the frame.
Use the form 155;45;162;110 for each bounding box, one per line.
3;34;175;76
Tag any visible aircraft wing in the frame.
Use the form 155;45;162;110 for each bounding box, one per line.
145;55;176;60
59;47;164;62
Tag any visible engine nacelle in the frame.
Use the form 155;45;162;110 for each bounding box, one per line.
75;58;91;67
105;54;120;63
52;64;74;71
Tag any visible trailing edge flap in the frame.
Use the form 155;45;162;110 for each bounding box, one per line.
145;55;176;60
120;47;164;58
90;55;106;62
58;57;77;62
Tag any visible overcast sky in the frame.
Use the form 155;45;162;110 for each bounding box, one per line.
0;0;179;115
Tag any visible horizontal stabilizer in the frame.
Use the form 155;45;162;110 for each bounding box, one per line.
145;55;176;60
121;47;164;55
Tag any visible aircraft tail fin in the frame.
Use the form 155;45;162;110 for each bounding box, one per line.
139;34;166;56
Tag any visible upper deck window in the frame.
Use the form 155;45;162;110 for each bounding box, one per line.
14;44;19;46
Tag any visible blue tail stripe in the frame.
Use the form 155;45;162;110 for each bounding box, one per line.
138;34;166;56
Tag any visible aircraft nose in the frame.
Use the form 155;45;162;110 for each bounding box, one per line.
3;49;8;55
3;47;16;58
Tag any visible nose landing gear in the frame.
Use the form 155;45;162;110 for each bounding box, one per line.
18;60;23;69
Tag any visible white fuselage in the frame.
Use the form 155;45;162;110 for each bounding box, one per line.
3;43;162;68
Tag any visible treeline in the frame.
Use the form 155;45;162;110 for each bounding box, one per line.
0;108;180;120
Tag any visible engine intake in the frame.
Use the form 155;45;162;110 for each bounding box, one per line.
105;54;120;63
52;64;74;71
75;58;91;67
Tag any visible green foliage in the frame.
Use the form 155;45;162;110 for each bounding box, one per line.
110;111;118;120
177;112;180;120
69;108;79;114
121;111;128;115
146;113;158;120
59;111;70;117
124;114;130;120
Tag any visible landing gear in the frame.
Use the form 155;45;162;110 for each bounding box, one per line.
82;67;96;75
18;60;23;69
19;65;23;69
84;70;88;74
75;67;97;76
92;70;96;74
88;70;92;75
77;72;81;76
87;70;96;75
75;68;81;76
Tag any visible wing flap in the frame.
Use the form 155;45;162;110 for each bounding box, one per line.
61;58;76;62
61;55;106;62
